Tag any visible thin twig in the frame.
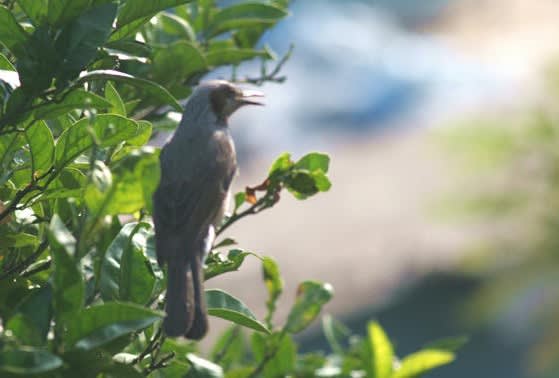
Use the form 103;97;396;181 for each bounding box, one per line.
236;45;294;86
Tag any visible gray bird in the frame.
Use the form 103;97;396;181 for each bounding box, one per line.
153;80;263;339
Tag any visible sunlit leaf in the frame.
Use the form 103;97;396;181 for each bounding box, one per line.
284;281;333;334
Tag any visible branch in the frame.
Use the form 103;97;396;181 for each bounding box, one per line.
0;240;48;281
236;44;294;86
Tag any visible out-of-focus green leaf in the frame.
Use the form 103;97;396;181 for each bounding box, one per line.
105;81;126;116
0;231;39;248
206;289;270;334
25;121;54;176
186;353;223;378
66;302;163;350
77;70;183;111
48;215;83;324
54;114;138;169
365;321;394;378
392;350;455;378
55;2;117;84
85;147;160;216
47;0;94;26
34;89;112;119
10;285;53;346
209;327;245;370
206;48;271;67
159;11;196;41
0;6;28;56
284;281;333;334
207;3;288;38
262;256;283;324
252;332;296;378
269;152;293;175
0;347;63;374
152;41;207;85
322;314;351;355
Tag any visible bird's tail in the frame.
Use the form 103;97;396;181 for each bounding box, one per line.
164;261;194;337
185;254;208;339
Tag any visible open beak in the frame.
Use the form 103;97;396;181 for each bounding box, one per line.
237;89;265;106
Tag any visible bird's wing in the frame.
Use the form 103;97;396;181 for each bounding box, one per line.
153;148;235;266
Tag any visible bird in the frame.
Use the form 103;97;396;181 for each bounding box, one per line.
152;80;264;339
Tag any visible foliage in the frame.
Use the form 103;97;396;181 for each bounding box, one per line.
0;0;462;376
435;60;559;377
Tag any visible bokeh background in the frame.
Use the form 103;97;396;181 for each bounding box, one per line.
203;1;559;377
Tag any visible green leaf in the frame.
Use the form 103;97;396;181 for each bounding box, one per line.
55;2;118;84
48;215;84;324
204;249;252;280
116;0;194;30
66;302;163;350
105;81;127;116
186;353;223;378
158;11;196;41
295;152;330;173
0;230;39;248
0;6;28;55
25;121;54;176
392;350;455;378
206;289;270;334
207;3;288;38
126;120;152;146
206;48;271;67
269;152;293;175
209;327;245;370
77;70;183;111
284;281;333;334
234;191;246;211
34;89;112;119
0;347;63;374
365;321;394;378
54;114;138;169
119;223;157;304
0;52;15;70
152;41;207;85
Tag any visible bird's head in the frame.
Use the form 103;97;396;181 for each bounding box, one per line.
195;80;264;122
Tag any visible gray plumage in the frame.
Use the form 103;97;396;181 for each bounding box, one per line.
153;80;263;339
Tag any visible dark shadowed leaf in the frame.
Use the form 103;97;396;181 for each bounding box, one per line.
0;347;63;374
47;0;94;26
55;2;117;84
77;70;183;111
206;289;270;334
66;302;163;350
0;6;28;56
284;281;333;334
10;285;53;346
